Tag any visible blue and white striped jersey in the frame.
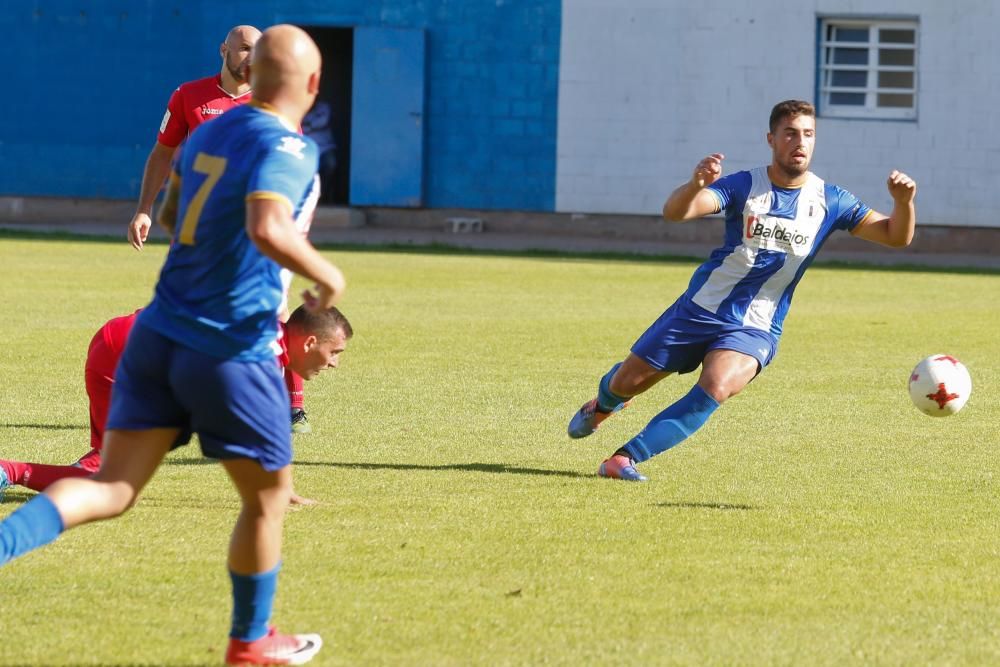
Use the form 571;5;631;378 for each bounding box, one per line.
682;167;873;337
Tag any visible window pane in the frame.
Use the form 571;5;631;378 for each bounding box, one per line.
820;19;918;118
832;26;870;42
880;28;914;44
879;49;914;66
832;70;868;87
878;71;913;89
830;92;866;106
878;93;913;108
833;47;869;65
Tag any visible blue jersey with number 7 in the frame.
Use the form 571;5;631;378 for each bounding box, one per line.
140;102;319;361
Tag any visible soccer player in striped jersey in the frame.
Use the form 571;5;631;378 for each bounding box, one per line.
0;26;342;664
568;99;917;482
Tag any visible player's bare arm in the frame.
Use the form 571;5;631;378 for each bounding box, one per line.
246;198;346;310
156;173;181;236
851;170;917;248
129;142;178;250
663;153;725;222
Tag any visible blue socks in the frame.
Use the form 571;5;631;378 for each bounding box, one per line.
596;362;629;412
623;384;720;463
230;562;281;641
0;493;66;566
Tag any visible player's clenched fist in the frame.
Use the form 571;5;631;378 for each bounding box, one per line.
887;170;916;203
692;153;725;189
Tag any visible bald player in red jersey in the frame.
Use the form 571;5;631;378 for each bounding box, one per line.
127;25;261;251
0;306;352;502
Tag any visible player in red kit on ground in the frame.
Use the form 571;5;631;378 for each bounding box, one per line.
127;24;261;252
0;313;136;492
0;306;352;503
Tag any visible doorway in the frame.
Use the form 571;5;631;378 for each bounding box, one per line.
301;26;353;205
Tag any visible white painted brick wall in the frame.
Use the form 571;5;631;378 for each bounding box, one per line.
557;0;1000;227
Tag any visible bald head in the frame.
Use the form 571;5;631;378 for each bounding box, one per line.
220;25;261;87
226;25;261;45
249;25;322;122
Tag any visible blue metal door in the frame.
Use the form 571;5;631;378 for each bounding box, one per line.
349;27;425;207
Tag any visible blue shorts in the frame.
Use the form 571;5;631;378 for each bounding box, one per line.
631;297;778;375
106;320;292;471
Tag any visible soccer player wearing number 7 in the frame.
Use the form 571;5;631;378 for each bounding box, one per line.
0;25;343;665
568;100;917;482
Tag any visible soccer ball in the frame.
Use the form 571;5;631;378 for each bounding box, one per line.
908;354;972;417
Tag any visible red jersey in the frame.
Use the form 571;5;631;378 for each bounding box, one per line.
83;311;287;451
88;311;288;377
276;321;290;370
83;310;139;451
86;311;139;379
156;74;252;147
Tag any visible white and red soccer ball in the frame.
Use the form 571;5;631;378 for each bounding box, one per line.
908;354;972;417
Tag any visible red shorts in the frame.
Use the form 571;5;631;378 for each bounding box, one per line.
84;329;116;451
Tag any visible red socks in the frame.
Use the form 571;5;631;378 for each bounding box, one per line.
284;368;305;410
0;460;93;492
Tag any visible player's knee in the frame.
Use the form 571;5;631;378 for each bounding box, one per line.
242;486;293;520
698;379;739;403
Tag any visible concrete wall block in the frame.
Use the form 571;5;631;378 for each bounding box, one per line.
3;0;562;212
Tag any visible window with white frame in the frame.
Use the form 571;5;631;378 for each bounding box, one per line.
818;18;918;120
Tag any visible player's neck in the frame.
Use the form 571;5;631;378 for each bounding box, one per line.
250;98;303;131
219;69;252;97
767;164;809;189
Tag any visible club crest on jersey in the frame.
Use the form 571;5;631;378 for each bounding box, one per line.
276;136;308;160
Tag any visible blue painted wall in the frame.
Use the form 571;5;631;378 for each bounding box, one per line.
0;1;560;210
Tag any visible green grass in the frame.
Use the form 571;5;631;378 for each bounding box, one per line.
0;235;997;666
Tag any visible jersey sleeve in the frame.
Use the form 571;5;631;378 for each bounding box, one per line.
827;185;874;232
157;87;189;147
706;171;752;214
247;134;320;212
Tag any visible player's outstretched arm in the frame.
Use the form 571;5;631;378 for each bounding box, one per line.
129;143;177;250
663;153;725;222
851;170;917;248
247;198;346;310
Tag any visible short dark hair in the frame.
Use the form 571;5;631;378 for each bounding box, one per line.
286;305;353;340
769;100;815;133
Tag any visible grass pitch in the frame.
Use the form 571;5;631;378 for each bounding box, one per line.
0;234;997;666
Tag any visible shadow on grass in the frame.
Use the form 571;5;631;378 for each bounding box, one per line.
0;423;88;431
165;456;587;477
657;501;756;511
300;460;592;478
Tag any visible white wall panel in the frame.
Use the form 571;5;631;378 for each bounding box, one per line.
557;0;1000;226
